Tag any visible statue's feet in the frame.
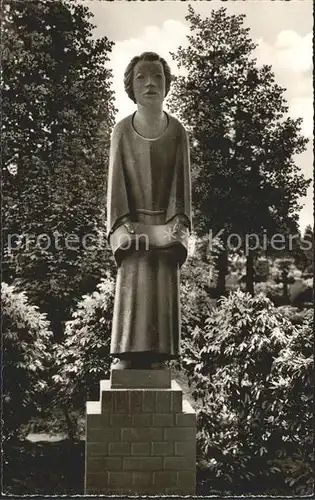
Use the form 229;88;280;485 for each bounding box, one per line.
111;359;132;370
150;361;167;370
111;358;167;370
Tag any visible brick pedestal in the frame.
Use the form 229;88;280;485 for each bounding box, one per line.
84;371;196;495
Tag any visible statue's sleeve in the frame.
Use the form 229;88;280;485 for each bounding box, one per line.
166;126;192;232
106;124;131;241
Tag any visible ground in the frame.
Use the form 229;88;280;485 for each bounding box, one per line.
3;438;85;495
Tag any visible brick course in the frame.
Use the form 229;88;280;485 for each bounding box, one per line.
122;427;164;442
151;441;174;456
153;413;175;426
85;456;122;472
164;456;196;470
109;442;130;456
142;390;155;412
124;456;163;471
153;471;177;486
108;471;133;487
132;413;152;426
175;440;196;457
176;411;197;427
133;472;153;486
87;427;120;442
164;426;196;441
110;413;132;426
177;470;196;488
131;442;151;456
86;413;109;428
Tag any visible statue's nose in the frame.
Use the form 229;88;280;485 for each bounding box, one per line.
145;75;154;86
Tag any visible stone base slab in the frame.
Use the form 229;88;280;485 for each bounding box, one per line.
84;378;196;495
110;368;171;388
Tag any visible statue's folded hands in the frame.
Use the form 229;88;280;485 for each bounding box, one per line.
122;220;135;234
171;214;190;233
109;219;189;267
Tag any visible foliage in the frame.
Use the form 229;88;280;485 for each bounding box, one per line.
2;0;116;336
180;234;218;332
52;274;115;412
300;225;314;274
276;306;308;324
169;6;310;237
289;278;313;307
272;257;294;278
270;308;313;493
182;291;313;494
228;253;246;276
291;225;314;273
167;6;310;294
254;280;284;299
2;282;53;441
253;258;270;282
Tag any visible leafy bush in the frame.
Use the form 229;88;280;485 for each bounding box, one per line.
254;280;281;296
179;235;217;372
181;258;213;336
53;274;115;415
270;308;313;494
255;280;283;295
255;280;291;306
2;282;53;440
183;290;313;495
254;258;270;282
276;305;310;324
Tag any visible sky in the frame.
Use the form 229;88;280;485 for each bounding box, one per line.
84;0;313;232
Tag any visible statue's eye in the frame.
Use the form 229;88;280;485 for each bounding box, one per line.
136;74;144;80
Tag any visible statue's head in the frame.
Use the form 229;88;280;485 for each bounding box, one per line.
124;52;172;105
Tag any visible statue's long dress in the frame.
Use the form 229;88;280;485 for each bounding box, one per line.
106;112;191;359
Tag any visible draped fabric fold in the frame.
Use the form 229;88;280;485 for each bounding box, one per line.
165;126;192;232
106;124;131;239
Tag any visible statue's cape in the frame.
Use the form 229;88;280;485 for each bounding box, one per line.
106;113;192;266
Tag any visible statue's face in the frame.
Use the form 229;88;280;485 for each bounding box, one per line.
132;59;166;106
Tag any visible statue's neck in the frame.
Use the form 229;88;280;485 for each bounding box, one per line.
134;105;167;138
135;104;164;125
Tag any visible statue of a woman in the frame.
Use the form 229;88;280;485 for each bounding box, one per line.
107;52;192;370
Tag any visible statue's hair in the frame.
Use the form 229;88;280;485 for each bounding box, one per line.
124;52;172;103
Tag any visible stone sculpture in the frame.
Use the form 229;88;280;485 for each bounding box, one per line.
106;52;192;370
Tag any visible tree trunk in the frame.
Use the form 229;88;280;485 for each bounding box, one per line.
245;251;255;296
282;270;289;298
63;406;78;441
216;247;228;297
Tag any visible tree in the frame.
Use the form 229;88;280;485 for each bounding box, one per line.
182;290;313;495
2;282;53;441
2;0;116;337
168;6;310;296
